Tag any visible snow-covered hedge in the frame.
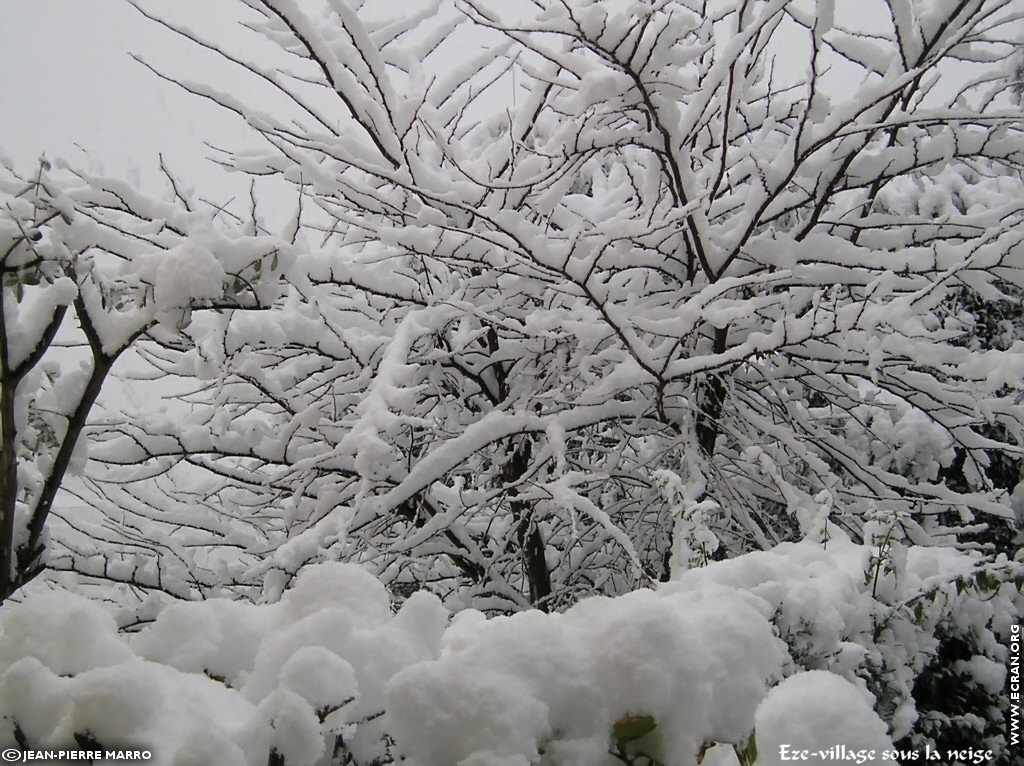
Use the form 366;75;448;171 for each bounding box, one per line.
0;535;1019;765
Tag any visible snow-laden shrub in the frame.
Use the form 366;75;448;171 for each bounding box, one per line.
0;542;1020;765
386;585;785;765
755;671;893;766
668;530;1024;764
0;563;445;766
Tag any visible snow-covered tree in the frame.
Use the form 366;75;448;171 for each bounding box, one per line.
0;160;284;601
69;0;1023;612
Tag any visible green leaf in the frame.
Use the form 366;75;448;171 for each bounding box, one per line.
612;713;657;744
739;733;757;766
975;571;998;593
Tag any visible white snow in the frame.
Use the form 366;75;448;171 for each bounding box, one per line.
755;671;893;765
1;534;1019;764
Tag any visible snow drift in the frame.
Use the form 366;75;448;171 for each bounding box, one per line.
1;533;1018;765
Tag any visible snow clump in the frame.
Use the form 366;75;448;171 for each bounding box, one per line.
1;539;1016;765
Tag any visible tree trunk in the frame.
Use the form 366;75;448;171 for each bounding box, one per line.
503;437;551;610
695;326;730;457
662;325;731;581
0;376;17;600
487;326;551;609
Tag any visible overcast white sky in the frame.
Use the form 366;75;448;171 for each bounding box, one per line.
0;0;258;199
2;0;1017;202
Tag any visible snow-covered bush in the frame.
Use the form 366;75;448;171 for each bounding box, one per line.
0;563;444;765
754;671;893;766
386;583;784;765
669;531;1024;763
1;539;1019;765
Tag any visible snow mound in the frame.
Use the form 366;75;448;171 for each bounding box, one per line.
0;563;439;765
755;671;893;765
1;543;1016;765
0;591;133;675
387;587;787;765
